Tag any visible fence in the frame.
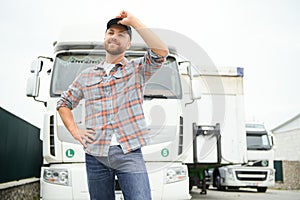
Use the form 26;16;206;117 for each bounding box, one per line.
0;107;42;184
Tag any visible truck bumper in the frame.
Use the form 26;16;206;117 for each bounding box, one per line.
221;167;275;188
40;162;191;200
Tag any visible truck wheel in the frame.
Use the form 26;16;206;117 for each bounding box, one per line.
257;187;267;192
215;175;225;191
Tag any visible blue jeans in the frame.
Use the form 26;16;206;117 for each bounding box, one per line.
85;145;151;200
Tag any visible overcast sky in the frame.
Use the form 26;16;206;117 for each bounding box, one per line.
0;0;299;130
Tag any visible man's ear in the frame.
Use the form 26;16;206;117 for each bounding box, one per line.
126;41;131;49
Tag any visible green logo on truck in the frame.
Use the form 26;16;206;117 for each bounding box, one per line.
161;148;169;157
66;149;75;158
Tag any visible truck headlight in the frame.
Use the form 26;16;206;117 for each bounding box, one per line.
165;166;187;184
43;168;70;186
227;168;234;180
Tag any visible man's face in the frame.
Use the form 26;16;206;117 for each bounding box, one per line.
104;25;131;55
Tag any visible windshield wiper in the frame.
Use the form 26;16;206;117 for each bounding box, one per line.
255;147;271;150
248;145;271;150
144;94;168;100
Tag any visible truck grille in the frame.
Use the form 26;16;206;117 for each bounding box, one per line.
178;116;183;155
235;171;268;181
49;115;55;156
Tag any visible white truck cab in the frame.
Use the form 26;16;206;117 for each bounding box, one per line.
27;41;247;199
211;122;275;192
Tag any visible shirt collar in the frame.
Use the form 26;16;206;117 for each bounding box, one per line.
93;58;128;70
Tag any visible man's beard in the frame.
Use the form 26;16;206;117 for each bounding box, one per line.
104;41;126;55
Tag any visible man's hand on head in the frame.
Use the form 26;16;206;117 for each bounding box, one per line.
116;10;145;30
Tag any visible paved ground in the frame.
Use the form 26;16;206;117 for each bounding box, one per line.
190;187;300;200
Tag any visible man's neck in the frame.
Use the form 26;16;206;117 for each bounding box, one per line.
105;53;125;64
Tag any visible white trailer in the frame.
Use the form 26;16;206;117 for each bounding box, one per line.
210;122;275;192
26;41;247;199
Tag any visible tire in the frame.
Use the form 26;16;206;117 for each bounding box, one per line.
257;187;267;192
215;175;225;191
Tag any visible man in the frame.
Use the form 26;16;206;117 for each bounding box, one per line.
57;10;168;200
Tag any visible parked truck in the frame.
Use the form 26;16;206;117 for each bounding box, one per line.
26;41;247;199
210;122;275;192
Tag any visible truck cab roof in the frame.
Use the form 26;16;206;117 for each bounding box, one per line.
53;41;178;55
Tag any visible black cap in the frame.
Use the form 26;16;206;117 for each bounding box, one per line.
106;18;132;40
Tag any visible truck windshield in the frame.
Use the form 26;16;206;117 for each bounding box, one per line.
50;53;182;99
246;132;272;150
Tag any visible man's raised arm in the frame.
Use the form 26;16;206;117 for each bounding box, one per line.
116;10;169;57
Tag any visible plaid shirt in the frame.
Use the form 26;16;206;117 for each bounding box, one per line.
57;50;166;156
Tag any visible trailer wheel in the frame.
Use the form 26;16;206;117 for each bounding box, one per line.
215;175;225;191
257;187;267;192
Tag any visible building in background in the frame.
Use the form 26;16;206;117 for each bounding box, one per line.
271;113;300;190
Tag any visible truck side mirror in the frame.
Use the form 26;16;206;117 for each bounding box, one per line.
30;59;43;73
270;135;275;147
188;63;202;100
26;59;43;97
179;61;202;100
178;61;190;75
191;79;202;100
26;76;40;97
